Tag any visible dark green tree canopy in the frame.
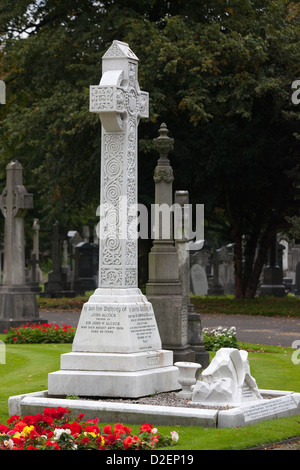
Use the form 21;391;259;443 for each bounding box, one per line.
0;0;300;296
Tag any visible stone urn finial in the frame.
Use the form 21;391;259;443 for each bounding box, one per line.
153;123;174;162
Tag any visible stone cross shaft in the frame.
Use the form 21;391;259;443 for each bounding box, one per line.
90;40;149;288
0;161;33;285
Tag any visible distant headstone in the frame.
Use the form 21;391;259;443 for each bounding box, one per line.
295;262;300;296
259;233;286;297
28;219;43;292
0;81;5;104
73;242;98;294
207;249;224;296
0;161;46;332
48;40;179;398
40;222;75;298
190;264;208;295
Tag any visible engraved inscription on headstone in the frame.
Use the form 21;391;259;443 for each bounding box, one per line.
243;396;297;422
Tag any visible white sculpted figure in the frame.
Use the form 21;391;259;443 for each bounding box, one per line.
191;348;263;405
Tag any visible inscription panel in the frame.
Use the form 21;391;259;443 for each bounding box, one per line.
74;302;161;352
243;396;297;423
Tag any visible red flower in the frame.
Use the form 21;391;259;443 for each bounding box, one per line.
0;424;9;433
84;425;100;434
27;445;38;450
69;422;82;436
103;424;112;434
123;436;134;449
81;436;89;445
140;423;153;433
7;415;20;424
114;423;131;435
45;441;60;450
104;433;117;446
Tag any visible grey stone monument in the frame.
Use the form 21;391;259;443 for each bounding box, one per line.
0;80;5;105
48;40;179;398
293;261;300;296
28;219;43;293
40;221;75;298
174;190;209;368
259;233;286;297
0;161;46;333
207;249;225;296
146;124;194;362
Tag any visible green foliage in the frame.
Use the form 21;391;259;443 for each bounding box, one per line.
3;323;76;344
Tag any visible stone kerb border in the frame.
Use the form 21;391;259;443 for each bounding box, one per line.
8;389;300;429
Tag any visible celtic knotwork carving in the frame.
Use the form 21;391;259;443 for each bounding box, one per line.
125;268;137;286
100;267;122;286
125;242;136;265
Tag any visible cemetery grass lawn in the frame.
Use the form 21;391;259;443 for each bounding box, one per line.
0;339;299;450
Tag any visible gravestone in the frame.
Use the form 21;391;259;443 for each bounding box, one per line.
28;219;43;293
48;40;179;398
67;230;83;287
259;233;286;297
73;241;98;295
190;264;208;295
295;262;300;296
0;161;46;333
207;249;224;296
0;80;5;104
32;219;43;283
174;190;209;368
146;124;194;362
217;244;235;294
40;222;75;298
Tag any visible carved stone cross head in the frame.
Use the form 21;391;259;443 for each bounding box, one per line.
0;161;33;219
90;40;149;132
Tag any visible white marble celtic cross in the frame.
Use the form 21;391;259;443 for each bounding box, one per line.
90;40;149;288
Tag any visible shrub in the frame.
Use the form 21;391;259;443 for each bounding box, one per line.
203;326;239;351
3;323;76;344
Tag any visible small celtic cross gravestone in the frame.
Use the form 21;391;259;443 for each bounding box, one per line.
0;162;46;332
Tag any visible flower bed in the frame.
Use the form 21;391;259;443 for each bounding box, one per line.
0;407;178;450
203;326;239;351
3;323;76;344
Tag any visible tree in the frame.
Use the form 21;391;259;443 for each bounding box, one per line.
0;0;300;297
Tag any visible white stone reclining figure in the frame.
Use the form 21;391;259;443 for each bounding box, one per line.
191;348;263;406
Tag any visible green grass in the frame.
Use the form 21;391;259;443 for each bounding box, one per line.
0;338;299;450
191;295;300;317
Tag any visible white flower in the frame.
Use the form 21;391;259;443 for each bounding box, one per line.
53;428;71;440
3;439;14;450
151;428;158;435
171;431;179;443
